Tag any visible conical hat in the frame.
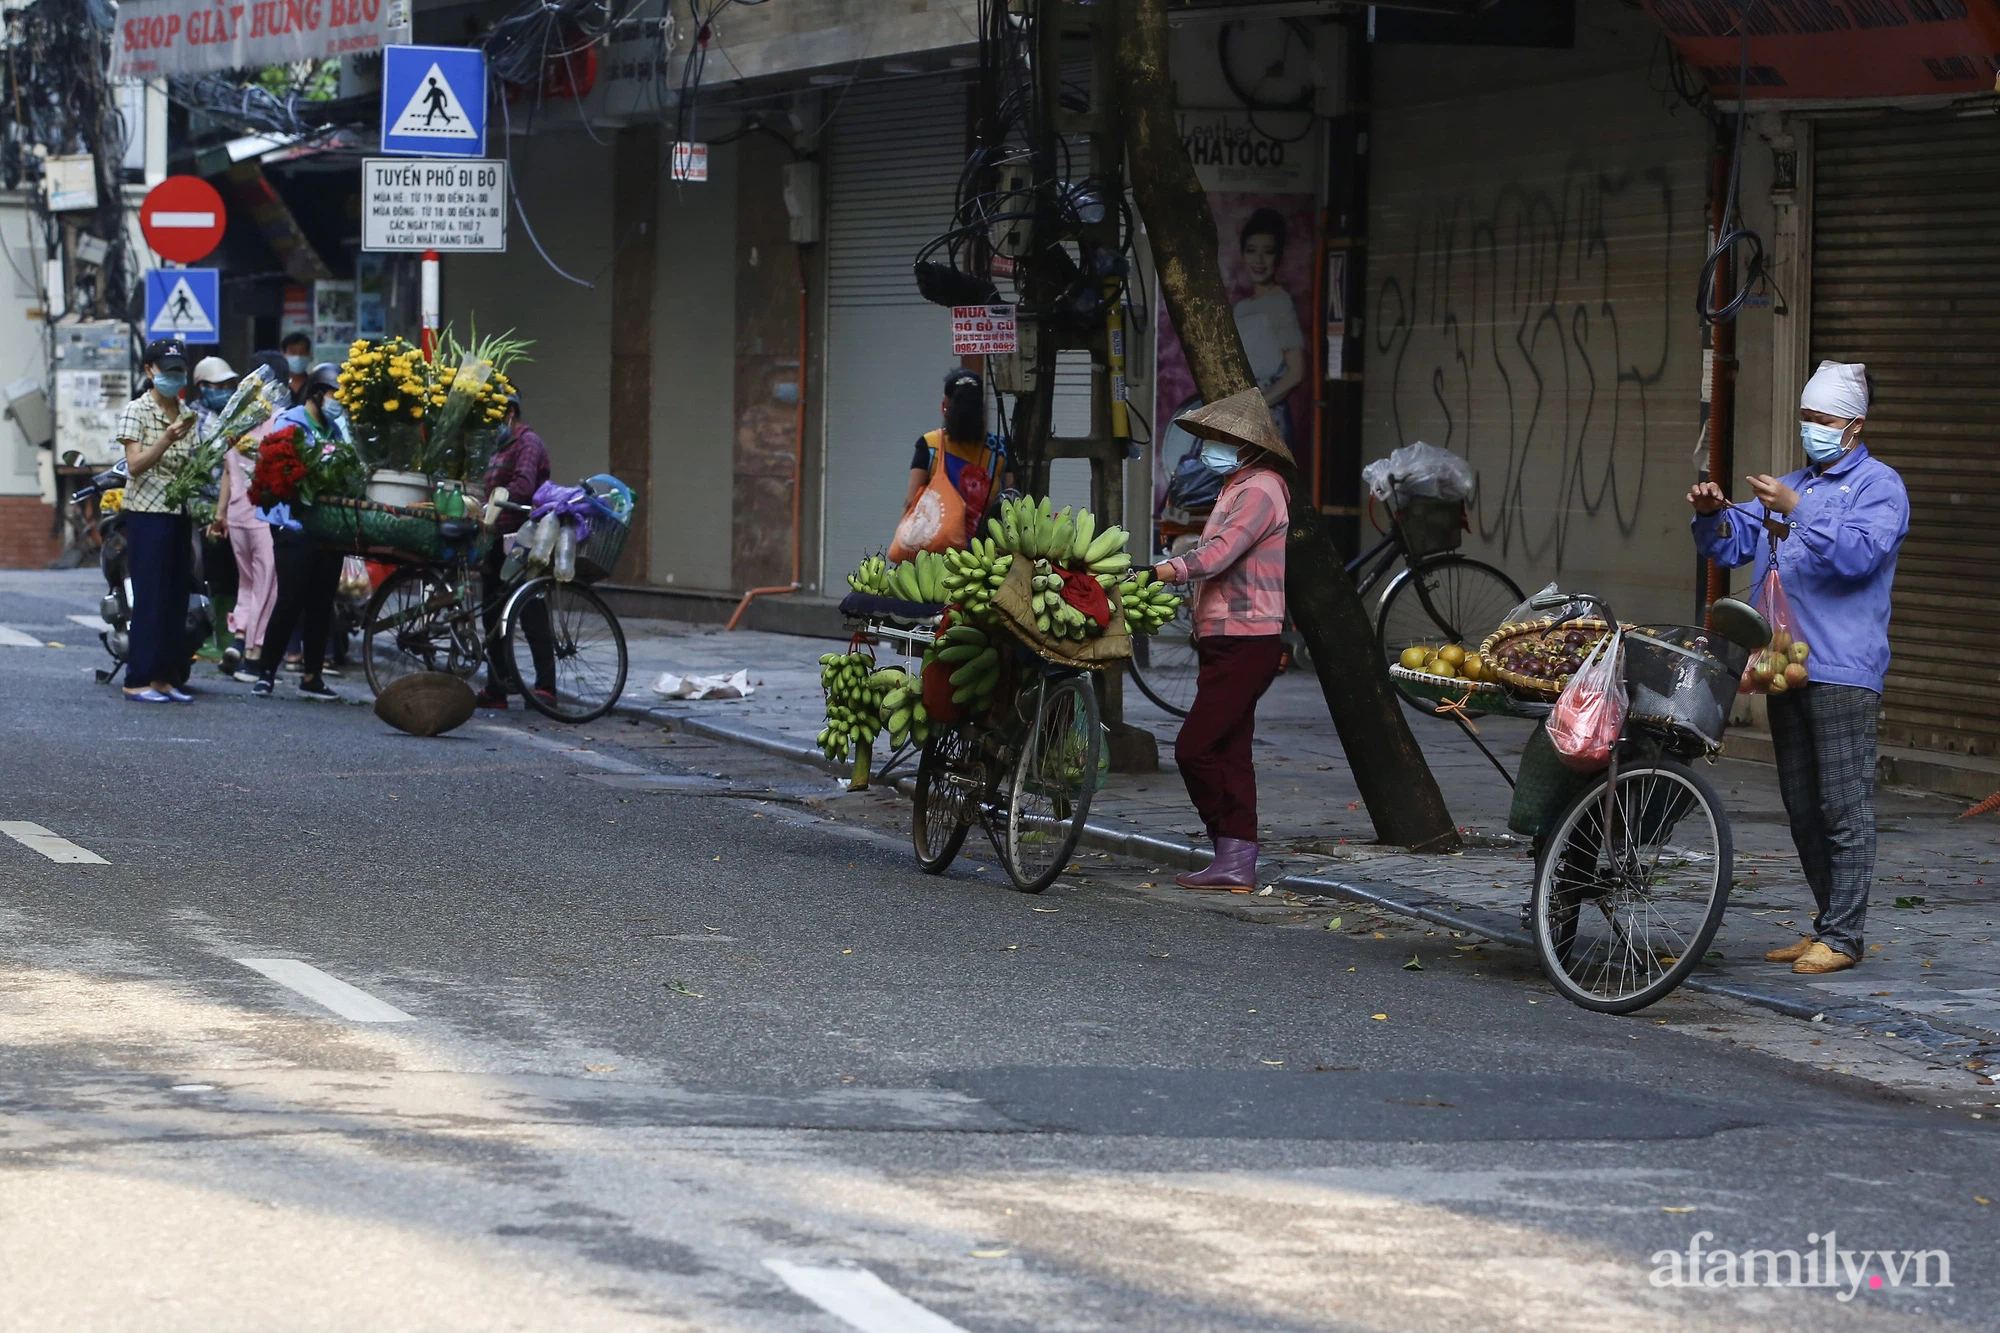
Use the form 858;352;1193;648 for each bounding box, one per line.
1175;387;1295;466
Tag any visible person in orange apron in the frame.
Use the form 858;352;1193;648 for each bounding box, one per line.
904;368;1007;547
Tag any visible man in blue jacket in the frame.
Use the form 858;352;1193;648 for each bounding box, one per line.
1688;360;1909;976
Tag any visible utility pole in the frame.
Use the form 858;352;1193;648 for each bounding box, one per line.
995;0;1158;771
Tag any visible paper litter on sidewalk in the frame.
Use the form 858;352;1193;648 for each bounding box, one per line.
651;669;755;700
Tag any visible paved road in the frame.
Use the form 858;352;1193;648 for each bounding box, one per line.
0;572;1994;1331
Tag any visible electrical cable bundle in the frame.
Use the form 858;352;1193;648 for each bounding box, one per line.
0;0;139;325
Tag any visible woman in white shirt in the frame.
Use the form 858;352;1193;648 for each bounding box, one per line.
1231;208;1307;458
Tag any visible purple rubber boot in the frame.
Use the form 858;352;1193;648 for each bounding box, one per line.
1176;837;1259;891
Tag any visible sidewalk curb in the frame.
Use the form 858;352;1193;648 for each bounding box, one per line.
612;698;1999;1052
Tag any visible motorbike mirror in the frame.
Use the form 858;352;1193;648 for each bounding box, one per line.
1708;597;1772;652
60;450;81;467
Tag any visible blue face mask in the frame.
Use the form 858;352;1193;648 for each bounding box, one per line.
1800;420;1849;464
199;384;232;412
153;371;187;398
1200;441;1241;474
286;355;310;375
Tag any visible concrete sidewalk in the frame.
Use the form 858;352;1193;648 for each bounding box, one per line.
604;616;2000;1053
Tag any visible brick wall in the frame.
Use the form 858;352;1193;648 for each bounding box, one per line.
0;496;62;569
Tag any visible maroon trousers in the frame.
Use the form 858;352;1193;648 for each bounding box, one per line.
1175;634;1285;843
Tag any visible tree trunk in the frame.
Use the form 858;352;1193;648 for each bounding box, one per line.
1113;0;1460;852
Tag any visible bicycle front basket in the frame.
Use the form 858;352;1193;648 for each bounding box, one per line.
1397;496;1465;558
576;512;629;583
1624;625;1748;751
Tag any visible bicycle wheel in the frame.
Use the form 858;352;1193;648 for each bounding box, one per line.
912;727;981;873
1376;555;1523;717
506;579;628;724
361;567;480;697
1530;757;1732;1013
1127;599;1198;718
1002;673;1101;893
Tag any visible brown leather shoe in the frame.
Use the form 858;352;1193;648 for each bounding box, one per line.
1765;936;1816;963
1792;941;1856;975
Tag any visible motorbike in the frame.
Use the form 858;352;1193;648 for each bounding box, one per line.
62;451;217;686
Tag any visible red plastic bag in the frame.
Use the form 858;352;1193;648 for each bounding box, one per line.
1739;558;1811;696
1549;625;1627;771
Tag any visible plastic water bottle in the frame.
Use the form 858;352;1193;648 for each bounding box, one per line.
528;515;559;566
552;522;578;582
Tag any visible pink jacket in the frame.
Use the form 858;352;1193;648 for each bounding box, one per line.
1159;466;1289;638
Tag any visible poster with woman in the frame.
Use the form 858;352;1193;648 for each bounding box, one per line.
1151;112;1319;525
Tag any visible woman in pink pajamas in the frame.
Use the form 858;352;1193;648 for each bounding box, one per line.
207;355;285;681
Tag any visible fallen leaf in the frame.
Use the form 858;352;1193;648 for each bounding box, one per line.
1324;916;1343;931
1527;999;1539;1005
1403;956;1423;971
1662;1206;1695;1214
1976;1197;1991;1206
969;1248;1011;1259
666;982;704;999
1149;952;1169;959
1030;906;1060;913
1001;944;1019;951
584;1064;618;1072
1138;882;1157;889
842;949;853;954
1346;966;1356;972
1893;896;1926;909
1371;1013;1388;1021
1260;1059;1285;1066
1373;931;1386;939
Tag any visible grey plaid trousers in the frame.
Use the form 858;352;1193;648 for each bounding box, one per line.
1766;683;1880;958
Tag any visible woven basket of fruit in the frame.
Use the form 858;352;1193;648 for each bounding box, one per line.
1478;618;1624;700
1388;664;1509;715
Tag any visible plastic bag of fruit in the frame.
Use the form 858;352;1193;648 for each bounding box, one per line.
1739;563;1810;696
1549;625;1627;771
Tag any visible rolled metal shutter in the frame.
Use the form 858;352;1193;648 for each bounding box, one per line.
1811;115;2000;756
821;78;967;580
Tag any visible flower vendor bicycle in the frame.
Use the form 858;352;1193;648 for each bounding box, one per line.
912;650;1102;894
358;495;628;724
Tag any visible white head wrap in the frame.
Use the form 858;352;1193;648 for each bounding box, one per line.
1800;360;1868;419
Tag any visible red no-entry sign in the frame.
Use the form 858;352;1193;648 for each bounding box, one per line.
139;176;227;264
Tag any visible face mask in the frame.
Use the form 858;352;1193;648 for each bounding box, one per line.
1800;420;1849;464
199;384;232;412
153;372;187;398
1200;441;1242;474
286;355;310;375
323;399;347;422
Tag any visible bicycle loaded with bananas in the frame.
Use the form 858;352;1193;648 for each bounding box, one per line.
832;495;1181;893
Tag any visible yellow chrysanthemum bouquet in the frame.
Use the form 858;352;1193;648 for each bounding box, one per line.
336;325;529;481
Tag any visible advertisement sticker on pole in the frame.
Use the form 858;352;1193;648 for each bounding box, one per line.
380;44;486;158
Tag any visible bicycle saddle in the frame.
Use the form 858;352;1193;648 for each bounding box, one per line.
438;519;479;542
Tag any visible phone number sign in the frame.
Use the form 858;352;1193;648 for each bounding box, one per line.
951;304;1017;356
361;157;507;252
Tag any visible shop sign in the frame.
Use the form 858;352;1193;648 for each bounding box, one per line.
361;158;507;252
671;141;708;181
113;0;411;79
1175;109;1319;194
951;305;1017;356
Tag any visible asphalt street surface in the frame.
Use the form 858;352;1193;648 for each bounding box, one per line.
1;573;1995;1331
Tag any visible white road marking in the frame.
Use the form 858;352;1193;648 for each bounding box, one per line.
478;723;652;774
0;626;46;647
234;959;415;1023
67;614;104;630
764;1261;970;1333
0;822;108;864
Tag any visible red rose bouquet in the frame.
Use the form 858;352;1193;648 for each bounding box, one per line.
249;426;308;507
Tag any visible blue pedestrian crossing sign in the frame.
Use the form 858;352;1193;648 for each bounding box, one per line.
144;268;220;344
380;45;486;158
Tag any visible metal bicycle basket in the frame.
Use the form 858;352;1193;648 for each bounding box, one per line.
575;509;630;583
1623;625;1748;751
1395;494;1466;558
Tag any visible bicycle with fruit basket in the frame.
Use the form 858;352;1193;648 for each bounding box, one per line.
1390;588;1774;1013
831;497;1182;894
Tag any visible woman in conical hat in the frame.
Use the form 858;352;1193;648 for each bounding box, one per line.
1150;387;1294;891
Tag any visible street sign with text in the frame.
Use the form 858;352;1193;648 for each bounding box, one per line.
361;158;507;252
951;305;1018;356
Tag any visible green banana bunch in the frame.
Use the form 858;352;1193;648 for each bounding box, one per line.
923;615;1001;712
872;666;931;749
1116;571;1182;635
940;537;1013;615
846;554;892;595
817;650;890;763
